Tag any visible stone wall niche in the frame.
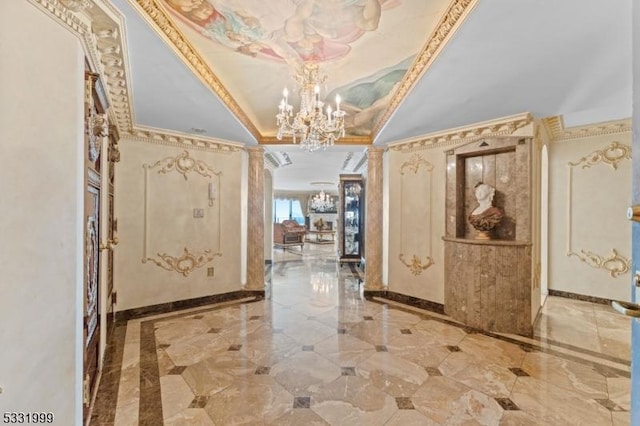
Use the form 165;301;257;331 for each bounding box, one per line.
444;136;535;336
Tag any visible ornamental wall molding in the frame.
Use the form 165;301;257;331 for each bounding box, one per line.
398;153;435;276
390;113;533;153
142;151;223;276
145;150;223;181
126;126;243;154
400;153;434;175
542;116;631;142
566;141;632;278
144;247;221;277
567;141;631;170
567;249;630;279
371;0;478;138
131;0;260;141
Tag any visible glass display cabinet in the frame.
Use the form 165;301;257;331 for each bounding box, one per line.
338;174;365;266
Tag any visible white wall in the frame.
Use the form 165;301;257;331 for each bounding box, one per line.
114;140;244;311
0;1;84;422
548;131;632;301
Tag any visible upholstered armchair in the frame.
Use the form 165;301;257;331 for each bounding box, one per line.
273;220;306;248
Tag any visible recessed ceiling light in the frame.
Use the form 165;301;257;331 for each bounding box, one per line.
190;127;207;134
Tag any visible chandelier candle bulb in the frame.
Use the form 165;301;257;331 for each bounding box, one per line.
336;94;341;112
275;63;346;152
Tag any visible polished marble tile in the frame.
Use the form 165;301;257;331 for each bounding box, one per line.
92;244;632;425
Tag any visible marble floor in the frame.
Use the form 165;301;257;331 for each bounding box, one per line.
91;243;633;425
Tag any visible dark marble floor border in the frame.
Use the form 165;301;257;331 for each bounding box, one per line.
365;290;445;315
548;289;612;305
90;323;127;424
115;290;265;323
370;297;630;378
138;297;263;424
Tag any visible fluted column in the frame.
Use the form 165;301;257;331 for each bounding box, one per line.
246;147;265;290
365;147;384;290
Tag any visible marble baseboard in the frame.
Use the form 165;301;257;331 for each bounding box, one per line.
548;290;611;306
364;290;445;315
115;290;265;323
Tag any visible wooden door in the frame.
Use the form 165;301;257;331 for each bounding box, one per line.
83;70;108;421
105;127;120;338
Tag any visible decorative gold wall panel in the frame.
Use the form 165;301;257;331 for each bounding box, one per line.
566;141;631;278
398;154;434;276
142;150;222;276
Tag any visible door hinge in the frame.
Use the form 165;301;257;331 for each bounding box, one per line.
83;374;90;406
112;291;117;305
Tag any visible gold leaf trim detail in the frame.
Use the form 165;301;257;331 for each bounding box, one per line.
400;154;434;175
567;249;630;278
568;142;631;170
390;113;532;152
144;247;221;277
399;253;434;276
144;150;222;180
372;0;477;138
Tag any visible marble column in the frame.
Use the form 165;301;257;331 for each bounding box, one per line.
365;147;384;290
246;147;265;290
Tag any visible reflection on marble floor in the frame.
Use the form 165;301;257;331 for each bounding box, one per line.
92;244;632;425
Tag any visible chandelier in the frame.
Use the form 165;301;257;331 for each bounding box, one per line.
310;187;335;212
276;63;346;152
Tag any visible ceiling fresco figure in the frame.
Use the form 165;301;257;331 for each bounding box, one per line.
162;0;400;68
328;57;411;136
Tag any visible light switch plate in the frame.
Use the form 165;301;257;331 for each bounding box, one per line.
207;267;214;277
193;208;204;218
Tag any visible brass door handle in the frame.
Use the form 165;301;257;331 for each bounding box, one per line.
611;300;640;318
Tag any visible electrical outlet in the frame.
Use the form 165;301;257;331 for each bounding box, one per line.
207;267;214;277
193;208;204;218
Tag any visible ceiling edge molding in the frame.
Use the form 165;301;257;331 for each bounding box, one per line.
27;0;137;134
541;116;631;142
389;112;533;153
353;153;368;173
26;0;89;34
371;0;479;139
260;135;372;146
124;125;243;153
131;0;261;141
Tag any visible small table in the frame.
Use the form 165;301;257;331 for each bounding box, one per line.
306;229;336;243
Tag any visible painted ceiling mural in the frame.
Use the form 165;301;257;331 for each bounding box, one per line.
157;0;449;139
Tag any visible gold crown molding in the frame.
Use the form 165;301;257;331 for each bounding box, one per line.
400;153;434;175
145;150;223;180
125;126;242;153
542;116;631;142
568;141;631;170
144;246;221;277
132;0;260;141
399;254;435;276
390;113;533;153
371;0;478;138
398;153;434;276
568;249;630;279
